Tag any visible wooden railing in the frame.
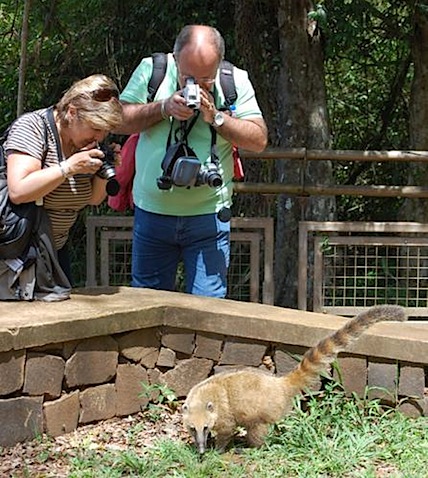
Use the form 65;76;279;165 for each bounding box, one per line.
237;148;428;198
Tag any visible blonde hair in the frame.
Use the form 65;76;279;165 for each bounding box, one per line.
56;74;123;131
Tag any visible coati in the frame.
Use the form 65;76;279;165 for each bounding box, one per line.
182;305;406;454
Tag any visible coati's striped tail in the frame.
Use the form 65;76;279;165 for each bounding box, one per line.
284;305;407;392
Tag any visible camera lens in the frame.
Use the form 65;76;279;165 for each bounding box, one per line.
197;164;223;188
106;178;120;196
97;163;116;181
208;174;222;188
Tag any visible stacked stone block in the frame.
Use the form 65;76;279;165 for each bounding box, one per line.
0;326;427;448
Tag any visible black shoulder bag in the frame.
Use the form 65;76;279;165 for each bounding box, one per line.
0;114;49;259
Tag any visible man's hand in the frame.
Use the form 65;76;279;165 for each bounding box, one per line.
163;91;196;121
199;89;217;124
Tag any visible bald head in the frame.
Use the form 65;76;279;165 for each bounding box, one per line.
173;25;226;89
173;25;225;62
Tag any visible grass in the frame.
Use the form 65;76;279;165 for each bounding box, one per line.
38;382;428;478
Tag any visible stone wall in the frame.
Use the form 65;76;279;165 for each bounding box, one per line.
0;287;427;448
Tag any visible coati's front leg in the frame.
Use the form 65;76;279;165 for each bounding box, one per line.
213;417;236;452
246;422;270;448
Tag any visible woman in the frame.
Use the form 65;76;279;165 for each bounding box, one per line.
3;74;123;299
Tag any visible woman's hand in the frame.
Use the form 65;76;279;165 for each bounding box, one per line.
65;148;105;176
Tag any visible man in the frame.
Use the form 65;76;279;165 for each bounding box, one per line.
119;24;268;298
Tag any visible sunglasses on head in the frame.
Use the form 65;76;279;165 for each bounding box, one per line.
90;87;119;102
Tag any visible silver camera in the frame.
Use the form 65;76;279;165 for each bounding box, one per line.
183;77;201;109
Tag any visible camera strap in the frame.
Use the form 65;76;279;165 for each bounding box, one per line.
165;112;219;167
209;126;220;166
166;112;199;149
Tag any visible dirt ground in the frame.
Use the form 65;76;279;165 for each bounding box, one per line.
0;406;186;478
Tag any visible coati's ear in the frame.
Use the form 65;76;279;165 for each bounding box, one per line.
206;401;214;412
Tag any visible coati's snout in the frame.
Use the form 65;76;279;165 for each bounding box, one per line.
182;400;216;454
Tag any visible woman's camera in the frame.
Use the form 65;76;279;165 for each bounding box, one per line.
97;143;120;196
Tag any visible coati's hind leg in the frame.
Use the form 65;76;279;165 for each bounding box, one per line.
246;422;270;448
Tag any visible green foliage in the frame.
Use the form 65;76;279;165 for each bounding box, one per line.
266;382;428;477
139;382;177;406
0;0;237;129
308;3;328;29
322;0;414;221
139;382;179;422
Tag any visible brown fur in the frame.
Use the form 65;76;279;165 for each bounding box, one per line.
182;305;406;453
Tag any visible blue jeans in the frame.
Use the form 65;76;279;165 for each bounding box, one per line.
131;207;230;298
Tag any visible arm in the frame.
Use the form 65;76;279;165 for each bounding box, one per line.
7;153;65;204
7;148;105;204
116;101;165;134
198;89;268;153
206;112;267;153
88;176;108;205
116;55;177;135
216;116;268;153
117;92;195;135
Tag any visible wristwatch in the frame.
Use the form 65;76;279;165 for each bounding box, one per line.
211;110;225;128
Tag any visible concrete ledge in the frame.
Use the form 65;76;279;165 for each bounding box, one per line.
0;286;427;363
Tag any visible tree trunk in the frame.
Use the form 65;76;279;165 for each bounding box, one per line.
233;0;279;218
274;0;335;308
17;0;31;117
399;5;428;221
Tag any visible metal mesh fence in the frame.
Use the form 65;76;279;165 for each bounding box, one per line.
86;216;274;304
318;237;428;309
299;222;428;317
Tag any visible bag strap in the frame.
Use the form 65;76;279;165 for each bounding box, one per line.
36;113;50;167
45;107;64;162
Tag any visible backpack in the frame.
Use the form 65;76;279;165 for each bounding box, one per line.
0;116;49;259
147;52;244;179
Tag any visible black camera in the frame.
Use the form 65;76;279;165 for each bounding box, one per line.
183;77;201;109
97;143;120;196
157;141;223;190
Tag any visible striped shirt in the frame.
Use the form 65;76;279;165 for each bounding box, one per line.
4;108;93;249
